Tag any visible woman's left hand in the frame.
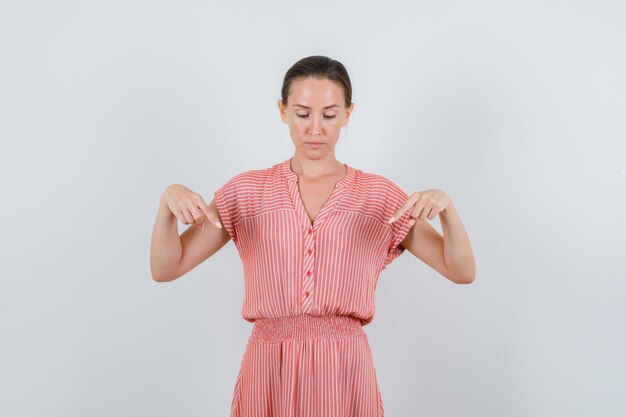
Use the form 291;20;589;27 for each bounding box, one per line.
389;189;452;227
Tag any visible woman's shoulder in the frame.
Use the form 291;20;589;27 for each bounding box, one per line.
215;161;284;192
342;167;408;222
352;167;406;196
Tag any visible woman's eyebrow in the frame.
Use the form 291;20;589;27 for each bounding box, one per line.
291;104;339;109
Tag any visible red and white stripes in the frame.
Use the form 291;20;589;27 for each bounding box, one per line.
230;314;385;417
213;157;413;416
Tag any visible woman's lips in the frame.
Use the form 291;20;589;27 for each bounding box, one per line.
307;142;323;148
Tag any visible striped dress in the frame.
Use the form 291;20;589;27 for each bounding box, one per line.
213;157;413;417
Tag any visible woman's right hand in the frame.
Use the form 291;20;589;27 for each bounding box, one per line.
160;184;222;231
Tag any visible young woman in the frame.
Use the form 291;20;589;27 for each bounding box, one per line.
150;55;475;416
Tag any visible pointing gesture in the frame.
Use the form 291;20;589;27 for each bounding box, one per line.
161;184;223;231
388;189;452;226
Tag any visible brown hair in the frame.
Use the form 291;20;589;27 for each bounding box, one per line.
281;55;353;109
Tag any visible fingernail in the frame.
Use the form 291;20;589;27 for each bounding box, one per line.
215;221;222;228
388;216;394;223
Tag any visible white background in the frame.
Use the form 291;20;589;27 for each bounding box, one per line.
1;1;624;416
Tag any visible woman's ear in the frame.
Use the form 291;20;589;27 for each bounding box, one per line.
343;102;355;127
277;99;288;124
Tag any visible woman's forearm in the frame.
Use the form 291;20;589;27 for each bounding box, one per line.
439;202;476;283
150;198;183;281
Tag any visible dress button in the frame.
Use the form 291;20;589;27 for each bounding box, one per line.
308;228;313;235
307;249;312;255
306;270;311;276
305;291;310;297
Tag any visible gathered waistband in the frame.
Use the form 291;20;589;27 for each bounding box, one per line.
249;314;366;342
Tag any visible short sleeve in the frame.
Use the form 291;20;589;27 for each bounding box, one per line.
382;180;413;269
213;176;240;245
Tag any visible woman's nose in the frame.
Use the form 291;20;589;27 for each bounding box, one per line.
309;115;322;134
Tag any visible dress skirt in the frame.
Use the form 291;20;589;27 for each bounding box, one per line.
229;314;385;417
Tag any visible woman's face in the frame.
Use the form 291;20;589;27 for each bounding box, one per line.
278;76;354;159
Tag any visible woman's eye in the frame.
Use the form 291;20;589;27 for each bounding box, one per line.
296;114;336;119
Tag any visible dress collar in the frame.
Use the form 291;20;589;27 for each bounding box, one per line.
279;157;354;189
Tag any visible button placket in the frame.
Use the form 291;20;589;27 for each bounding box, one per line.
304;232;315;301
301;225;316;310
282;158;354;313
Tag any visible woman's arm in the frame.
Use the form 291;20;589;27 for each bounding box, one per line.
396;194;476;284
150;196;230;282
437;202;475;283
150;198;184;282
